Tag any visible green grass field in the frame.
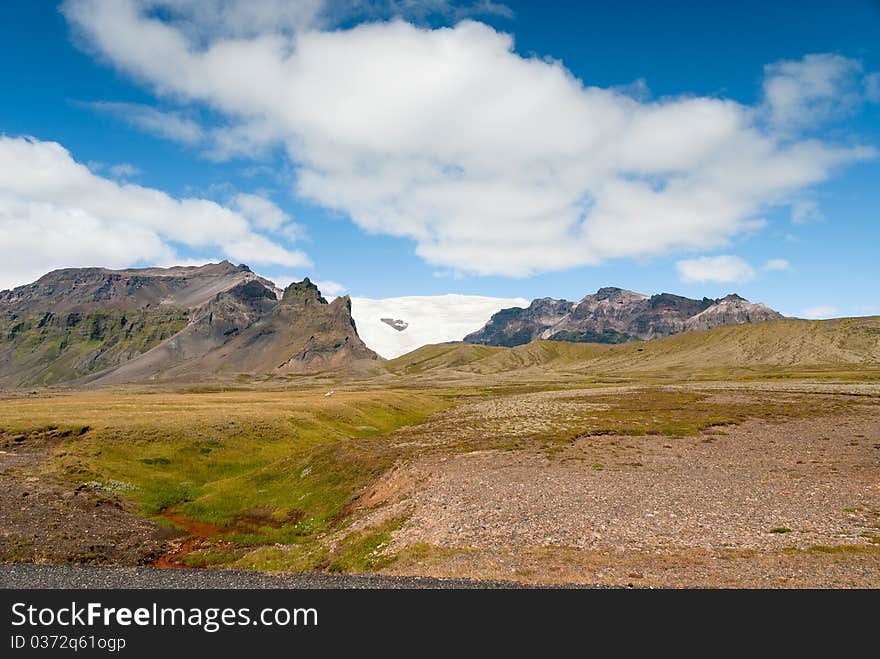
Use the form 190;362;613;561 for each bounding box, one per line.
0;388;447;562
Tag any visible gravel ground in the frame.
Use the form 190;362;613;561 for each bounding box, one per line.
353;386;880;587
0;563;571;589
391;414;880;552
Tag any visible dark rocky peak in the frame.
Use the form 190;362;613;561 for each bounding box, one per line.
594;287;625;299
281;278;328;306
648;292;713;315
1;261;279;315
331;294;352;311
529;296;572;309
526;298;575;319
381;318;409;332
213;259;246;272
34;267;104;283
221;279;277;302
467;285;784;347
575;287;646;307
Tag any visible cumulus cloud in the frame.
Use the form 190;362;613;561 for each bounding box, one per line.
137;0;326;40
762;53;870;132
350;294;528;358
0;135;310;290
89;101;205;144
801;305;838;319
762;258;791;272
676;255;756;284
232;192;295;231
62;1;877;276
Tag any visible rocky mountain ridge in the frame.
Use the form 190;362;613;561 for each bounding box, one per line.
464;287;783;347
0;267;792;387
0;261;280;313
0;263;376;387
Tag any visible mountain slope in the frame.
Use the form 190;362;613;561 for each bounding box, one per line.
465;287;783;346
0;264;377;387
461;297;574;347
683;294;781;332
94;278;377;384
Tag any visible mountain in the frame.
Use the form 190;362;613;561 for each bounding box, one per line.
390;316;880;378
0;261;280;313
350;294;528;358
463;297;574;348
682;294;781;332
464;287;783;346
0;263;377;387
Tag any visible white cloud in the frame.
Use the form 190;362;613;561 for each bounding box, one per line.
232;192;291;230
762;258;791;272
801;305;838;319
264;275;344;296
350;294;528;358
0;135;310;290
762;53;868;132
140;0;326;40
314;279;347;296
676;255;756;284
89;101;205;145
62;2;877;276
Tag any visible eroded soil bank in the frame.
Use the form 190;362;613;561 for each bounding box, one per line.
0;430;176;565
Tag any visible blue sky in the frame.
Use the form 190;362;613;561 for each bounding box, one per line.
0;0;878;318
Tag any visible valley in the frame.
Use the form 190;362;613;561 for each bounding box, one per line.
1;266;878;587
1;374;877;587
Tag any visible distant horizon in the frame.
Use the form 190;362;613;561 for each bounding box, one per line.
2;1;878;323
7;258;880;325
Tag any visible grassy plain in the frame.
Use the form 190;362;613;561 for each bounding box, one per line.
1;316;879;581
1;379;876;574
0;388;449;566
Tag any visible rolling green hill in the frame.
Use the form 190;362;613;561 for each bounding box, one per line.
387;316;880;381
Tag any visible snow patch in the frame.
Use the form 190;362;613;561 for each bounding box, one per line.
351;294;528;358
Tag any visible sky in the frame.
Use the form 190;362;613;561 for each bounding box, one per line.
0;0;878;319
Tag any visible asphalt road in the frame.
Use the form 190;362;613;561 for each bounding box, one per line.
0;563;569;589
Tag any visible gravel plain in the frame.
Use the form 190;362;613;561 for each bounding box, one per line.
355;384;880;587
